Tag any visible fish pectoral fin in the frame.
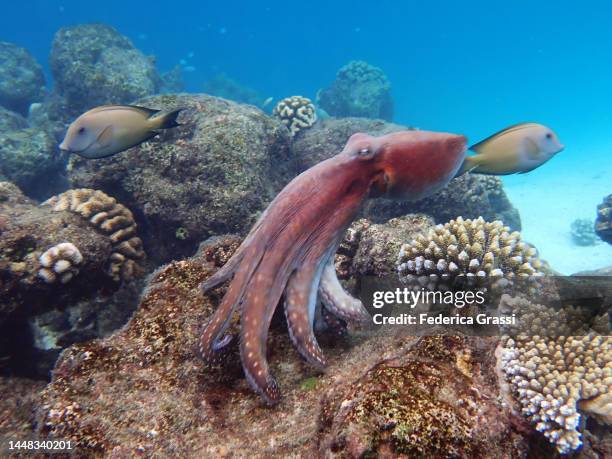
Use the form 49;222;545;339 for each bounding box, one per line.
524;138;541;159
456;155;484;176
96;125;115;147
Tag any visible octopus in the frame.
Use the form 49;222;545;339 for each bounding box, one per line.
199;130;467;404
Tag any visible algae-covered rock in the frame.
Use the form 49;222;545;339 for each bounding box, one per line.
68;93;294;263
595;194;612;245
50;24;160;115
318;60;394;121
203;74;264;106
0;107;28;133
293;118;521;230
0;127;65;199
0;41;46;115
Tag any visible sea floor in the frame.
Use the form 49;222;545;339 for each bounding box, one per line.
503;153;612;275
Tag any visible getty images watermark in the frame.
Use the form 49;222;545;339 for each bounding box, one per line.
370;287;517;326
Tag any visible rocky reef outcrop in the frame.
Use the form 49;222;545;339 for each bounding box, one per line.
0;107;28;132
202;74;264;107
50;24;160;117
0;183;145;376
0;41;46;115
318;60;393;121
67;94;294;263
293;118;521;230
595;194;612;244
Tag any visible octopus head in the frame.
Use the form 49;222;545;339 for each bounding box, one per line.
341;130;467;201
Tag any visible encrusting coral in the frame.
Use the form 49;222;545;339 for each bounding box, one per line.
38;242;83;284
42;189;145;282
397;216;543;293
272;96;317;137
498;295;611;454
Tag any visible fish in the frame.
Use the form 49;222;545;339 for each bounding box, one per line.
59;105;182;159
457;122;564;175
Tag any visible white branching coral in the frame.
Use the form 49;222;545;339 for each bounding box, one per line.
42;189;145;282
38;242;83;284
499;295;611;454
272;96;317;137
398;216;543;292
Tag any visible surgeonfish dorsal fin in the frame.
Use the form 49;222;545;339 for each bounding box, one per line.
469;122;541;152
85;105;161;118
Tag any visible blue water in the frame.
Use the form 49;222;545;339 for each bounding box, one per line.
3;0;612;271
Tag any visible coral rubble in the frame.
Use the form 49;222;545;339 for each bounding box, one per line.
50;24;160;116
67;94;294;263
318;60;393;121
595;194;612;244
272;96;317;137
0;41;46;115
398;216;542;292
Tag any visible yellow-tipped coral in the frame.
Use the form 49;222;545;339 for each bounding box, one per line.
397;216;543;292
37;242;83;284
272;96;317;137
42;189;145;282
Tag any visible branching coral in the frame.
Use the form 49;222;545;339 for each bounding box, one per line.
42;189;145;281
272;96;317;137
397;216;543;293
499;294;611;454
37;242;83;284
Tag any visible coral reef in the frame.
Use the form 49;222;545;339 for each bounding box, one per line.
0;127;66;199
0;183;144;376
159;65;185;94
0;106;28;132
67;94;294;263
38;242;83;284
31;236;540;456
43;189;146;282
272;96;317;137
570;218;598;246
499;295;611;454
50;24;160;115
203;74;264;106
292;118;521;229
595;194;612;244
318;60;393;121
398;217;543;293
0;41;46;115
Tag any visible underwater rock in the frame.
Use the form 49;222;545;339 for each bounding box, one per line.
33;235;539;457
272;96;317;137
159;65;185;94
318;60;393;121
293;118;522;230
0;127;66;200
0;377;47;443
202;73;264;107
0;41;46;115
0;183;145;376
0;107;28;133
50;24;160;116
570;218;599;246
595;194;612;245
68;93;294;263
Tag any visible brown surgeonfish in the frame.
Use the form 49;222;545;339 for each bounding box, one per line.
457;122;564;175
59;105;182;159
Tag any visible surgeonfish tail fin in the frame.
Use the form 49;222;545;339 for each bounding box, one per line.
155;109;183;130
455;155;482;177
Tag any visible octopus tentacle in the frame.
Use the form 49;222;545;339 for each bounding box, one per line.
283;247;335;369
319;258;371;325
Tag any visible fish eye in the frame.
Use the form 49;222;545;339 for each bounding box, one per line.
78;127;86;135
545;132;552;139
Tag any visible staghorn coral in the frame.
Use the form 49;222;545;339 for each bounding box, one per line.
42;189;145;282
570;218;598;246
499;294;611;454
38;242;83;284
398;216;542;293
318;60;393;121
595;194;612;244
272;96;317;137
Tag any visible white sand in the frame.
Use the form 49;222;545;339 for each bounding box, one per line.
502;151;612;275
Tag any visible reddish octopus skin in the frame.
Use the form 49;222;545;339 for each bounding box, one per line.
199;130;467;404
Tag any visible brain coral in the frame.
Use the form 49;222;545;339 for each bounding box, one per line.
398;216;542;293
38;242;83;284
499;295;611;454
272;96;317;137
42;189;145;282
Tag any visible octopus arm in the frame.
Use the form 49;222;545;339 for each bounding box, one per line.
319;259;371;325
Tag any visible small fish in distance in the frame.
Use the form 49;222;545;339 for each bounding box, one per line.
59;105;183;159
457;122;564;175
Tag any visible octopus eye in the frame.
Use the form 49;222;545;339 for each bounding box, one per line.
358;147;370;156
